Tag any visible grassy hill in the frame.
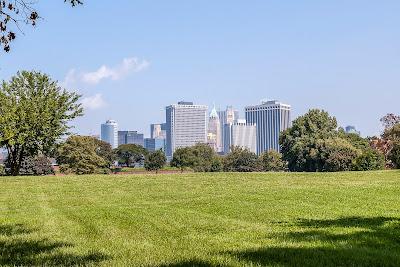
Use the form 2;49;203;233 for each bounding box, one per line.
1;171;400;266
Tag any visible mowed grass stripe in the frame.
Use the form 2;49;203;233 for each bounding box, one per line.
1;171;400;266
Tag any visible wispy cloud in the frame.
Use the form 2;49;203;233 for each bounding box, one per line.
61;57;150;88
82;57;150;85
81;94;107;110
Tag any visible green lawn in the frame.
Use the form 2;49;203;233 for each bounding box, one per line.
1;171;400;266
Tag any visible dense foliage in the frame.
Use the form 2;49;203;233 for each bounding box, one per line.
5;155;54;176
280;109;384;172
223;146;262;172
0;71;83;175
144;150;166;173
260;150;286;172
57;136;113;175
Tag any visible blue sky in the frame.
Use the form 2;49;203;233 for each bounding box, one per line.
1;1;399;137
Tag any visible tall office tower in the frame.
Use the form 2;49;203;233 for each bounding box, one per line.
224;119;257;154
245;100;291;154
207;106;222;152
150;123;167;139
165;101;208;157
218;106;240;150
101;120;118;149
118;131;144;147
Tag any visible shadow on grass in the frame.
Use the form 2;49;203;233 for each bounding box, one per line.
0;223;109;266
231;216;400;267
156;259;217;267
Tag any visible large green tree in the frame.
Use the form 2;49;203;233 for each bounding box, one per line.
0;71;83;175
170;147;195;172
280;109;338;172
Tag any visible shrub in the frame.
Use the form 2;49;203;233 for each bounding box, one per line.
388;141;400;169
260;150;286;172
223;146;262;172
353;149;385;171
5;155;54;176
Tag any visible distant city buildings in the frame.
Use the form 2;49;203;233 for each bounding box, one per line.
151;123;167;139
218;106;240;151
207;106;222;152
118;131;144;147
224;119;257;154
101;120;118;149
245;100;291;154
345;125;361;136
144;138;166;152
166;101;208;157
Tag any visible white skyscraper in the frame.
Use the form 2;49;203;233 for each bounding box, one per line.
224;119;257;154
166;101;208;157
207;106;222;152
245;100;291;154
101;120;118;149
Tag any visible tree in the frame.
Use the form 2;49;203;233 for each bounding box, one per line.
114;144;147;167
0;0;82;52
353;148;385;171
260;150;286;172
190;143;216;172
280;109;338;172
223;146;262;172
57;136;112;175
144;150;166;173
170;147;195;172
388;141;400;169
0;71;83;176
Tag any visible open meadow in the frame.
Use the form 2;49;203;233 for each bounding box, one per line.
1;171;400;266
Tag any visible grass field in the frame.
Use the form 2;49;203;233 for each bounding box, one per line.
1;171;400;266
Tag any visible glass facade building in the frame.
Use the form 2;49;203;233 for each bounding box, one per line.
144;138;166;152
223;120;257;154
101;120;118;149
245;100;291;154
118;131;144;147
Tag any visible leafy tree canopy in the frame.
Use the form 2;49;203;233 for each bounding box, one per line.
261;150;286;172
0;71;83;175
223;146;262;172
57;136;112;175
144;150;166;173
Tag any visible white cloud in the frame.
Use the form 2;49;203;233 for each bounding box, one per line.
61;57;150;87
81;94;107;110
82;57;149;85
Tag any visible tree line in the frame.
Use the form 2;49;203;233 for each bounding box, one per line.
0;71;399;176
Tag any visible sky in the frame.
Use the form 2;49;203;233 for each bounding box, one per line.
0;0;399;137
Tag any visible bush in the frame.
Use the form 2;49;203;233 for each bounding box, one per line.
223;146;262;172
388;141;400;169
210;156;223;172
353;149;385;171
0;164;5;176
57;136;113;175
260;150;286;172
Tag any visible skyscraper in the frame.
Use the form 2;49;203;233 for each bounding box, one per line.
224;119;257;154
218;106;239;150
144;138;166;152
165;101;208;157
118;131;144;147
101;120;118;149
245;100;291;154
207;106;222;152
